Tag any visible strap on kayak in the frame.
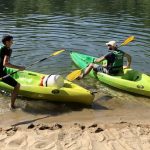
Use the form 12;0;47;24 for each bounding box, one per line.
45;74;52;87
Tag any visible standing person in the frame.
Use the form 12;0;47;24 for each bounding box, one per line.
0;35;25;109
77;41;131;79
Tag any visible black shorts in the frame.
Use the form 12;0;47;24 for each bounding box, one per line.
93;64;122;75
0;71;18;87
93;64;109;74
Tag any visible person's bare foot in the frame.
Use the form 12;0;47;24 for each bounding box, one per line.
9;103;16;110
76;73;84;80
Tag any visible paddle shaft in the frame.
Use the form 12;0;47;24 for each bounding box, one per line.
1;57;51;79
1;49;65;80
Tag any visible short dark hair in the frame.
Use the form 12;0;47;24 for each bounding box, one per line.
2;34;13;44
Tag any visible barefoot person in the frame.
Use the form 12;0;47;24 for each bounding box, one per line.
78;41;131;79
0;35;25;109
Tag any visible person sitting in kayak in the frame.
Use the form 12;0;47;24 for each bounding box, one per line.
77;40;131;79
0;35;25;109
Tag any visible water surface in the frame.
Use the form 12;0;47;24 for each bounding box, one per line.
0;0;149;124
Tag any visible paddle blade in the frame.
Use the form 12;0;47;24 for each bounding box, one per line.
51;49;65;56
66;70;82;81
120;36;135;46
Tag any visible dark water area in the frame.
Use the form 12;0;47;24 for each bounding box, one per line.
0;0;149;124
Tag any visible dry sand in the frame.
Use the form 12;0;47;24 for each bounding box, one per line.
0;120;150;150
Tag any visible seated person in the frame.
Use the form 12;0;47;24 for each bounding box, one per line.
78;41;132;79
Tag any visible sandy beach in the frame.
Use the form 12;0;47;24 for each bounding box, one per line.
0;93;150;150
0;120;150;150
0;85;150;150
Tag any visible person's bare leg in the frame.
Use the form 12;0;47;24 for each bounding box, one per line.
78;63;95;79
10;83;20;109
84;63;95;75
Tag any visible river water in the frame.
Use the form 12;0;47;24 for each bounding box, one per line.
0;0;149;125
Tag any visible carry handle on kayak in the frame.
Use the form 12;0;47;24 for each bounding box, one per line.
66;36;135;81
0;49;65;80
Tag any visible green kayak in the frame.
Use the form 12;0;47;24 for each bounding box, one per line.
70;52;150;97
0;67;94;105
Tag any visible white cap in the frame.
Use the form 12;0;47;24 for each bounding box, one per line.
106;41;117;47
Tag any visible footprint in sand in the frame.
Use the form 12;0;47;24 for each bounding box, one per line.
4;132;28;149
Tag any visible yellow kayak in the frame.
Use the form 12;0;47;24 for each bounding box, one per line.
0;67;94;105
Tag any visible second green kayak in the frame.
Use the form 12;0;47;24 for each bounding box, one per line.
70;52;150;97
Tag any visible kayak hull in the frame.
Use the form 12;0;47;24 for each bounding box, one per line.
0;68;94;105
70;52;150;97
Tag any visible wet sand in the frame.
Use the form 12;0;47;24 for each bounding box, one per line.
0;87;150;150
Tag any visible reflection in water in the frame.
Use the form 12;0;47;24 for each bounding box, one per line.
0;0;150;19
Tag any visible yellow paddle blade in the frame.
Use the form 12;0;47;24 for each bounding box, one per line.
120;36;135;46
51;49;65;56
66;69;82;81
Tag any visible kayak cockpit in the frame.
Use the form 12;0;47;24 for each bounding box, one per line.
98;69;142;82
120;69;142;81
5;68;43;86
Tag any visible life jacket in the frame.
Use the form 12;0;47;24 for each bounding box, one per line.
109;50;124;73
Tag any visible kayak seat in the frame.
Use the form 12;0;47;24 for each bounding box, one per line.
121;69;141;81
5;68;19;79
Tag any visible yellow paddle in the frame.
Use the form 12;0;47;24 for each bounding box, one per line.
27;49;65;69
0;49;65;80
66;36;135;81
119;36;135;47
66;69;83;81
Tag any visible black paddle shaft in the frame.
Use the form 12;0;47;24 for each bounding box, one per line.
1;56;51;80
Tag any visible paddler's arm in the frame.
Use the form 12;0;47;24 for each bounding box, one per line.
94;56;105;63
123;53;132;69
3;55;25;71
